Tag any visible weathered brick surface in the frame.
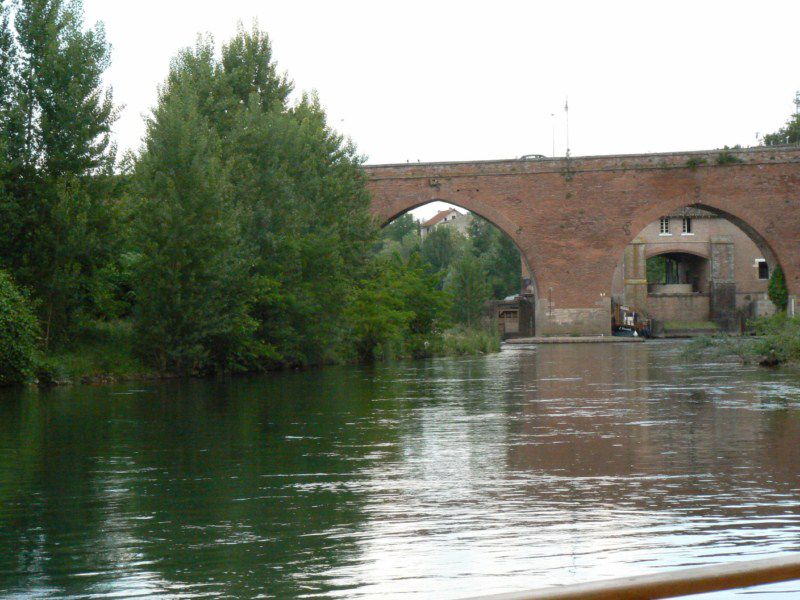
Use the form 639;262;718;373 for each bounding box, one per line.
365;147;800;333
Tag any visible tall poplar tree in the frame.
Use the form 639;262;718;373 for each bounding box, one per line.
0;0;118;344
133;78;256;373
132;25;375;371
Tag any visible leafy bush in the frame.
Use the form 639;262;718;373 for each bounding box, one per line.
0;271;40;385
346;253;451;362
768;265;788;312
715;146;743;165
442;326;501;356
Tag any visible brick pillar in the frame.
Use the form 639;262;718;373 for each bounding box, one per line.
710;236;736;331
623;238;648;313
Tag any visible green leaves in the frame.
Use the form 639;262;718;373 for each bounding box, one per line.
445;254;490;328
0;0;118;345
131;24;376;373
768;264;788;312
346;253;451;361
133;78;254;374
0;270;40;385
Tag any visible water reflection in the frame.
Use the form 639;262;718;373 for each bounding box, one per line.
1;342;800;598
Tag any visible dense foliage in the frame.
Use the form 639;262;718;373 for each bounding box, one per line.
646;256;667;283
0;0;120;345
379;211;522;300
768;264;788;312
0;270;39;385
0;6;506;383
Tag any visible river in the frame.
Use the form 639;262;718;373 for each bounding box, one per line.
1;341;799;599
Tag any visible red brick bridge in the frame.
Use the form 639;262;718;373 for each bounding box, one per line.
364;147;800;335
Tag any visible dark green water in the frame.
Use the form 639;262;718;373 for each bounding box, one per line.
1;341;800;599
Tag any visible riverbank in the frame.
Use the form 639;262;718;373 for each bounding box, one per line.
684;313;800;367
28;321;501;387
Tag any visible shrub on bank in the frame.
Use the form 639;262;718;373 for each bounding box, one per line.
684;313;800;366
0;271;40;385
442;326;501;356
768;266;788;312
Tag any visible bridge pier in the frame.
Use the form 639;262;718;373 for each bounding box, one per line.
622;237;649;315
534;295;612;336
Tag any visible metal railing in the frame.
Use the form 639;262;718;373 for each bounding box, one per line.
464;555;800;600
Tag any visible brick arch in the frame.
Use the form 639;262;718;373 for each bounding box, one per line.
378;197;539;296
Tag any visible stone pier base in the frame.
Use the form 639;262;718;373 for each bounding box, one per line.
535;297;611;336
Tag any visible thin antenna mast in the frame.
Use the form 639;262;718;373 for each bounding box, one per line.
551;113;556;157
565;97;570;158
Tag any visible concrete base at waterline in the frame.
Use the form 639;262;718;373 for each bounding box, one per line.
505;336;645;344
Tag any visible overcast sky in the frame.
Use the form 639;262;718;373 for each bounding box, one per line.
83;1;799;218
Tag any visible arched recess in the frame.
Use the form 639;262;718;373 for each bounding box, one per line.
622;202;782;278
611;202;786;330
379;197;539;298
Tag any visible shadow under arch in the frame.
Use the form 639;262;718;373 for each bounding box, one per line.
645;247;710;260
380;197;539;297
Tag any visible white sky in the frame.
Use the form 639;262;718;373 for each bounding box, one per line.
83;0;799;220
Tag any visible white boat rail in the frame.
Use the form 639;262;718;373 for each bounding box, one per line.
463;555;800;600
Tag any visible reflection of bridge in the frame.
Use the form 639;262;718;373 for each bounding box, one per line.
365;147;800;335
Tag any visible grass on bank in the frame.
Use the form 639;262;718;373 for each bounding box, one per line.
37;320;154;384
442;325;501;356
683;313;800;367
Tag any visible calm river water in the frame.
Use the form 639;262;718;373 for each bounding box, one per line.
2;341;800;599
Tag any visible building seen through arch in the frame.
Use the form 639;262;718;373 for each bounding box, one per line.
613;206;778;334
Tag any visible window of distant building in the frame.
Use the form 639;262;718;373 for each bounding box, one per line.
757;259;769;280
659;217;670;235
682;217;693;235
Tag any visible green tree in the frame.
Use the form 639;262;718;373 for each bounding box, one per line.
768;264;788;312
346;253;450;360
646;255;667;283
132;77;256;374
446;254;490;328
763;92;800;146
0;270;40;385
132;26;375;371
468;216;521;299
381;214;418;243
0;0;119;344
421;226;465;275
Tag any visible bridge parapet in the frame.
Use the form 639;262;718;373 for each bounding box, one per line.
365;146;800;180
